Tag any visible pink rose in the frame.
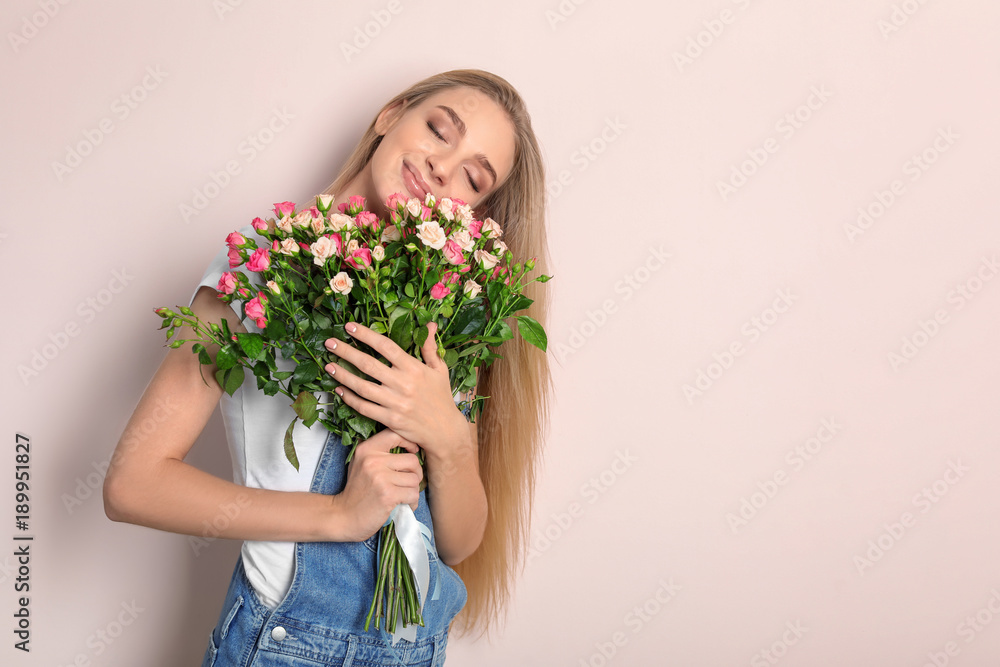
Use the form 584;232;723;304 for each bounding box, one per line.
227;247;243;268
442;239;465;265
246;248;271;272
273;201;296;218
355;211;379;228
251;217;268;232
442;269;461;284
237;287;250;298
420;205;432;221
467;220;483;238
345;247;372;270
245;291;267;328
386;192;408;210
430;282;452;299
216;272;237;294
338;195;366;215
226;231;246;249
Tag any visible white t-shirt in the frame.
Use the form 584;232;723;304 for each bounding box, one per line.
188;223;465;609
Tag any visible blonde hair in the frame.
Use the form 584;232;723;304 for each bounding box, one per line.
321;69;552;640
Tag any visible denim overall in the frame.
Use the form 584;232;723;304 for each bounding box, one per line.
201;421;470;666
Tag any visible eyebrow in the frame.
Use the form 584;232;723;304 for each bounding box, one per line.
436;105;498;188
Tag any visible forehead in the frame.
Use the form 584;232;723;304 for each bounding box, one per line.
416;87;516;183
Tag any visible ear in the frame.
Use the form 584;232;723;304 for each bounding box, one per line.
375;99;406;136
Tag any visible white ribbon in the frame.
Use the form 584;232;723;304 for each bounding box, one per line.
386;503;436;646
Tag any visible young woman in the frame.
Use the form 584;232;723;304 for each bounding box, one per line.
103;69;552;666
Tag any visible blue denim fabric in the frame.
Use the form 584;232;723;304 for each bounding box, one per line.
201;420;470;666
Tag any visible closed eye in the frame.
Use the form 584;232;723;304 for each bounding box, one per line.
428;122;481;194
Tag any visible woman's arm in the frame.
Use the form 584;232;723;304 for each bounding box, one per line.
424;413;488;567
103;286;421;544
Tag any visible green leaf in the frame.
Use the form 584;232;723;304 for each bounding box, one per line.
263;380;280;396
389;310;414;351
448;305;487;337
283;417;300;470
265;318;287;339
291;391;318;424
443;348;458;368
516;315;547;351
292;360;320;384
237;332;265;360
192;342;212;366
273;370;294;381
224;365;245;395
371;321;387;334
216;344;239;370
508;294;534;313
404;282;415;298
347;413;376;439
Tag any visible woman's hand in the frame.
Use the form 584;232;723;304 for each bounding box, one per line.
323;321;472;461
332;428;423;542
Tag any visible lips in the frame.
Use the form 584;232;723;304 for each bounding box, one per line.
402;161;431;200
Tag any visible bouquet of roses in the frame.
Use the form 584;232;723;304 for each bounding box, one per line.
155;192;550;639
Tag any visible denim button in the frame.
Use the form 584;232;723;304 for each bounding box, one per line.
271;626;286;641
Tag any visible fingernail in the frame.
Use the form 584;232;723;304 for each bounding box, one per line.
327;340;337;350
347;322;357;333
326;364;335;375
335;387;344;396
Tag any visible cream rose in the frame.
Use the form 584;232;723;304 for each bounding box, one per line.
406;198;423;217
276;216;294;234
330;272;353;295
463;279;482;298
437;197;455;221
416;220;447;249
278;238;300;255
380;225;401;243
328;213;355;232
310;216;327;237
372;245;385;261
481;217;503;238
310;236;338;266
492;240;508;256
450;228;474;252
474;248;499;269
346;238;360;255
455;203;474;225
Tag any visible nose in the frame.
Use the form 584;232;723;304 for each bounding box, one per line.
427;153;458;189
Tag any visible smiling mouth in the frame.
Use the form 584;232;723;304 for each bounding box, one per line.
402;161;430;199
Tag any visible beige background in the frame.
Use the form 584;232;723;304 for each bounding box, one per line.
3;0;1000;665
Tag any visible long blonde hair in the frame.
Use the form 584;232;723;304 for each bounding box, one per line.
321;69;552;639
